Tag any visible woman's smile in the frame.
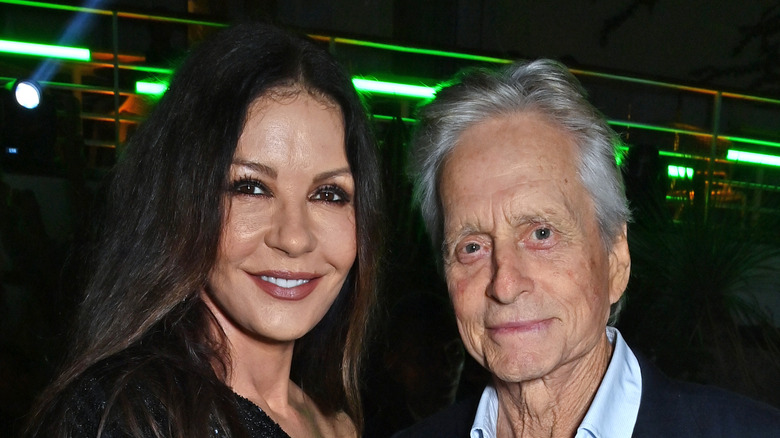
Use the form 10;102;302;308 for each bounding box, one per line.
252;271;322;301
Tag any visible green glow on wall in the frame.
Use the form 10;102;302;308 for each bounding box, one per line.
668;165;694;179
727;150;780;167
0;39;90;61
352;78;436;99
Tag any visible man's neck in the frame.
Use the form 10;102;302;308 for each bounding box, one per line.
494;335;614;438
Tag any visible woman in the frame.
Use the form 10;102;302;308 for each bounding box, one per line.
25;22;383;437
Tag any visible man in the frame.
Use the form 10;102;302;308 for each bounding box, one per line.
396;60;780;437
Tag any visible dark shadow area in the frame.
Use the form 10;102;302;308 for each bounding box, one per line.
618;143;780;408
0;87;96;437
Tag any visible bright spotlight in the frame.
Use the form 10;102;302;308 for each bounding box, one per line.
1;80;57;173
13;80;41;109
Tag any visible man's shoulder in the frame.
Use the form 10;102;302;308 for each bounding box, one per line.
634;351;780;436
393;394;481;438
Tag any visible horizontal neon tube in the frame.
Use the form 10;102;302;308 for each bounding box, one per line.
371;114;418;124
610;120;780;150
135;80;167;95
352;78;436;99
727;150;780;167
0;39;90;61
136;77;439;100
310;35;512;64
668;165;694;179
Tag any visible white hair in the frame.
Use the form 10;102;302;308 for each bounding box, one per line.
411;59;631;253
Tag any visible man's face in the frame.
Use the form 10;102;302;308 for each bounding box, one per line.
439;111;629;384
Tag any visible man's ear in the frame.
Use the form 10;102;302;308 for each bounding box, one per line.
608;224;631;305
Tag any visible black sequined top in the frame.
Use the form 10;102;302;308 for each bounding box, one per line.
231;393;291;438
58;368;291;438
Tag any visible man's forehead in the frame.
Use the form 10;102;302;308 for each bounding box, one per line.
438;112;588;236
448;112;576;165
440;114;579;190
442;186;580;233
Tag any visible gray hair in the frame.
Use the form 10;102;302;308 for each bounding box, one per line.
410;59;630;254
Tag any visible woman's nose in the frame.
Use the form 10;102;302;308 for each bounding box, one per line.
265;202;317;257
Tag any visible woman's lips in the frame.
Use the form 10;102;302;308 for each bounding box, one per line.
251;271;321;301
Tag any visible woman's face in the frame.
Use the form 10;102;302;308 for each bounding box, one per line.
205;91;356;344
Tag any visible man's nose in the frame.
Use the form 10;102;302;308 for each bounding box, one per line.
487;242;532;303
265;202;317;257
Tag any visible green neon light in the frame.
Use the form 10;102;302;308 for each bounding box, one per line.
610;120;780;150
136;80;168;96
609;120;710;137
352;78;436;99
668;165;694;179
0;1;227;27
371;114;418;124
311;35;512;64
0;39;90;61
134;77;437;99
0;0;91;13
719;135;780;149
134;77;439;100
727;150;780;167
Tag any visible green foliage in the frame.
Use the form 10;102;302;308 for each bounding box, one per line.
619;208;780;406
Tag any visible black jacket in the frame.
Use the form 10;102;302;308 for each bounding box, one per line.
394;351;780;437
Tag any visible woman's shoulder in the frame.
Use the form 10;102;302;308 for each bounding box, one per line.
323;411;357;437
291;384;357;438
32;354;172;437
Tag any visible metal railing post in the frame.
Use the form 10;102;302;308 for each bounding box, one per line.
706;91;722;223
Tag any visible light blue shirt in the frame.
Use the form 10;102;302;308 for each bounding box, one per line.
470;327;642;438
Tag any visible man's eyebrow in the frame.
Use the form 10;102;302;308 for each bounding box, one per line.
510;214;547;226
443;223;482;250
232;159;276;179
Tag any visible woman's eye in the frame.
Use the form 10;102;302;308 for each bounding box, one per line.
312;185;350;204
231;179;268;196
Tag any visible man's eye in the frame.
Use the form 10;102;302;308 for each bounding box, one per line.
464;242;481;254
312;185;350;204
533;227;552;240
451;237;490;264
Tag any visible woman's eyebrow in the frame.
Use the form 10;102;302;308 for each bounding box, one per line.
231;159;276;179
313;167;352;183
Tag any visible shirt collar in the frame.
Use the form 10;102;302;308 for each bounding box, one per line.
470;327;642;438
471;384;497;438
576;326;642;438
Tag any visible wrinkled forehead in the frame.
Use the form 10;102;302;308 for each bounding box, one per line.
440;112;581;194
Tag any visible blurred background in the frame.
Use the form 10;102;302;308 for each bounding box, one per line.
1;1;779;436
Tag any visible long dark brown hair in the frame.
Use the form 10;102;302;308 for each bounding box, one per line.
25;22;383;437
